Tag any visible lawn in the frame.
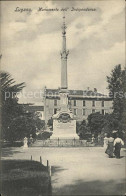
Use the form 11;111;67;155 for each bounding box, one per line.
0;160;51;196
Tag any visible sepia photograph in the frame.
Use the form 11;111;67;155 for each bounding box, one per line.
0;0;126;195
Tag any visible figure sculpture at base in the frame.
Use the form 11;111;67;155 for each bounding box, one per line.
23;137;28;148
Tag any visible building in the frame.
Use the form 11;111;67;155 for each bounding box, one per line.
44;87;113;123
22;103;44;120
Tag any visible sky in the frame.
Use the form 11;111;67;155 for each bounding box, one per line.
1;0;125;103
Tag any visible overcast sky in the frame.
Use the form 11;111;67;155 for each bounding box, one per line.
1;0;125;103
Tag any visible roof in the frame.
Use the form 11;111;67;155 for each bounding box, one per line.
21;104;44;111
45;88;112;100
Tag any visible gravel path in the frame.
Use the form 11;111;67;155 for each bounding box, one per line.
2;146;126;195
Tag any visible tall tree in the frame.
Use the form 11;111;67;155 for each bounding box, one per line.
1;72;25;140
1;72;44;141
107;64;126;131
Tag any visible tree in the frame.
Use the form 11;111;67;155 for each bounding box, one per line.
5;111;45;141
87;112;104;137
102;113;119;133
1;72;25;140
77;120;89;139
81;65;126;141
1;71;45;141
107;64;126;132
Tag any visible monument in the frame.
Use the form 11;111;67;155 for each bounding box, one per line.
51;16;79;139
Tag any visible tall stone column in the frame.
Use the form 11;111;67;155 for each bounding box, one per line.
60;16;69;90
52;16;79;140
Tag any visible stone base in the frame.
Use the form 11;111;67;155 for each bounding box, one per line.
52;119;79;139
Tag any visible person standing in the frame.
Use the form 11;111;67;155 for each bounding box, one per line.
106;133;114;158
104;133;109;150
114;134;124;158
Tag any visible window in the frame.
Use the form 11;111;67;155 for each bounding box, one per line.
92;100;95;107
83;100;85;107
74;100;76;106
102;101;104;107
102;109;104;115
54;99;57;106
92;109;95;113
74;109;76;115
83;109;85;116
54;108;57;114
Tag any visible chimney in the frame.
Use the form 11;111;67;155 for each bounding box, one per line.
87;87;90;91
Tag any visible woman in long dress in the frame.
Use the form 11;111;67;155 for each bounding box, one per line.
114;134;124;158
106;133;114;158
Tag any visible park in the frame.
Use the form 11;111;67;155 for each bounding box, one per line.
1;145;125;196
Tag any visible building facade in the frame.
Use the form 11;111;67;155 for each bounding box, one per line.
22;104;44;120
44;88;113;123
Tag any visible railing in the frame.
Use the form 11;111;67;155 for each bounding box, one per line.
30;155;52;177
32;138;96;147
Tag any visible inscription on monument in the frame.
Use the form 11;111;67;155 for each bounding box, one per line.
52;119;78;139
55;120;75;129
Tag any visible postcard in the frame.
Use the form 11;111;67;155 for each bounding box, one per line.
0;0;125;196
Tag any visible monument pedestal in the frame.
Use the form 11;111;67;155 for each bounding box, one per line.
51;108;79;139
52;119;79;139
49;16;79;140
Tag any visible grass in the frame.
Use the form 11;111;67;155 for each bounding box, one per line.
0;160;51;196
